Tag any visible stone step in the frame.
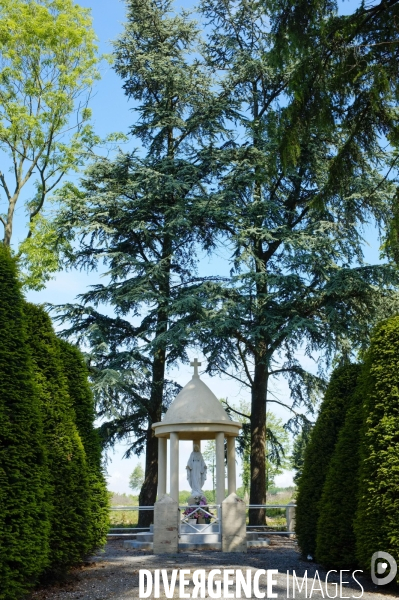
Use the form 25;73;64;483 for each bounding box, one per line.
179;542;222;551
134;533;154;543
124;540;269;551
180;523;219;534
180;534;221;543
132;531;265;543
124;540;224;551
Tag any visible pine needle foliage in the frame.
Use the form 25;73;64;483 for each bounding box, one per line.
196;0;399;522
53;0;227;523
23;304;92;578
0;246;50;600
315;364;363;568
296;364;361;558
58;340;109;553
354;317;399;580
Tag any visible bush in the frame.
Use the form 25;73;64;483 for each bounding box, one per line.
0;246;50;600
354;317;399;581
24;303;92;577
58;339;109;551
296;363;360;558
315;364;362;568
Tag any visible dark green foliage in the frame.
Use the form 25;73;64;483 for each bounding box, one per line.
291;421;313;484
0;245;50;600
354;317;399;580
315;364;363;568
23;303;92;577
296;364;360;558
53;0;223;525
196;0;399;522
58;340;109;552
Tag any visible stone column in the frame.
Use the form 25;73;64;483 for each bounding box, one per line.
286;502;296;538
157;437;167;498
170;432;179;503
154;495;179;554
227;436;236;495
215;432;225;506
222;493;247;552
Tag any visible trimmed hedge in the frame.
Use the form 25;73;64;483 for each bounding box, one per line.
354;317;399;581
58;340;109;551
296;363;360;558
315;364;362;568
24;304;92;577
0;246;50;600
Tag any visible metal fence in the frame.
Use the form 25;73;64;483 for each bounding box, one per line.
108;503;296;537
246;504;296;536
108;506;153;537
179;504;221;535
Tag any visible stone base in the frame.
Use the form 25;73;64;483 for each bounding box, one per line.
153;495;179;554
123;524;269;552
221;493;247;553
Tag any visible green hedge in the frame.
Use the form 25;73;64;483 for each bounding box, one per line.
354;317;399;581
0;246;50;600
296;363;360;558
315;364;362;568
58;339;109;551
24;304;92;578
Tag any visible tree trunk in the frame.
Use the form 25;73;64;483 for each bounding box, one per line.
3;196;18;246
138;235;171;527
249;358;268;525
138;420;159;527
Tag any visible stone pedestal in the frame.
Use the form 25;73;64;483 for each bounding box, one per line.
221;493;247;553
286;502;296;538
153;495;179;554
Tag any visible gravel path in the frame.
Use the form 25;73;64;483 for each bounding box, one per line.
29;537;399;599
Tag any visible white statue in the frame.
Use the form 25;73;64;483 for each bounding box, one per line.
186;444;207;496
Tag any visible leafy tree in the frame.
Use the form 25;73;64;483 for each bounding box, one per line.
129;464;145;492
52;0;224;526
58;339;109;553
24;303;92;577
197;0;399;524
354;317;399;581
0;245;50;600
295;364;360;558
0;0;99;248
315;364;363;568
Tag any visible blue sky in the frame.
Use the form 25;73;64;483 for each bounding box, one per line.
24;0;382;496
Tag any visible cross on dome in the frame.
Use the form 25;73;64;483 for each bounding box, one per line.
190;358;202;377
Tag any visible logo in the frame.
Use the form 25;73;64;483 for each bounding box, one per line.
371;551;397;586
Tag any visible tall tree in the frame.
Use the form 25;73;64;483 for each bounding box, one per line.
197;0;399;524
58;339;109;554
0;0;99;248
24;303;92;577
53;0;225;524
354;317;399;580
0;245;50;600
227;400;290;495
295;363;361;558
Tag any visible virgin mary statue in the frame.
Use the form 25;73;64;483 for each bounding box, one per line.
186;445;207;496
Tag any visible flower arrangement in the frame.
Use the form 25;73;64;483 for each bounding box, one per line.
183;495;212;522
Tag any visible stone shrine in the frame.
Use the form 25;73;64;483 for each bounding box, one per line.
153;358;241;506
124;360;269;552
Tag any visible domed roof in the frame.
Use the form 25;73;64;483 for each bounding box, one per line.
162;374;231;425
152;359;241;439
